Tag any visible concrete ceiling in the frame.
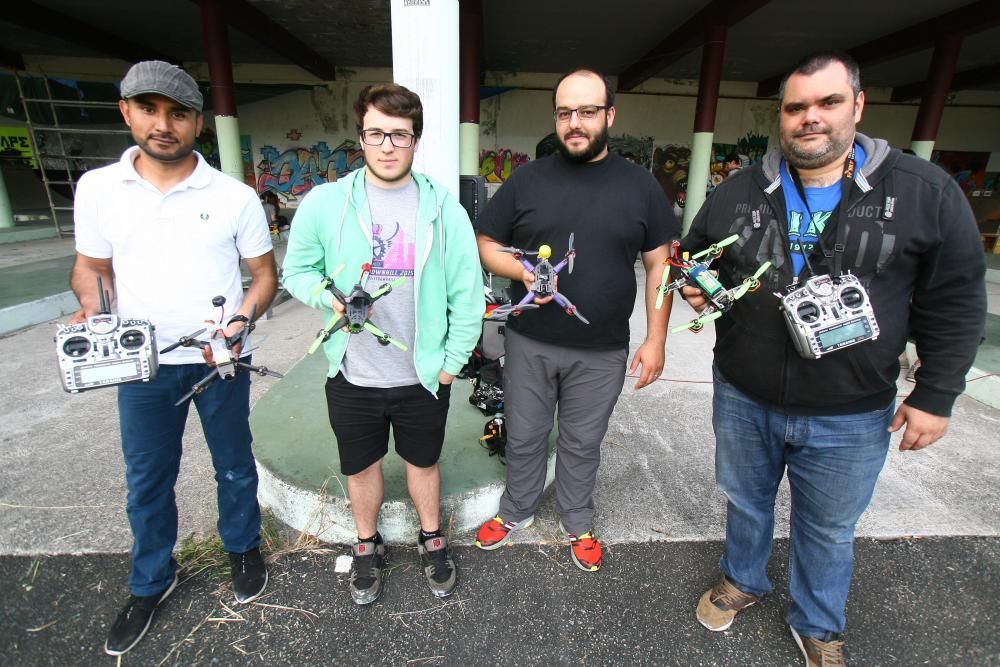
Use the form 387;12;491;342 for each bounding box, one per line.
1;0;998;95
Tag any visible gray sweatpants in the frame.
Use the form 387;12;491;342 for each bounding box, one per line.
497;328;627;534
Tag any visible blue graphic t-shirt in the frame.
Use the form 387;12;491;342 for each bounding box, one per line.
780;143;866;276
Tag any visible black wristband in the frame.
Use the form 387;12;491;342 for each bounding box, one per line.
227;314;250;327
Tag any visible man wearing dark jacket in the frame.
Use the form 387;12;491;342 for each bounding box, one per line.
687;52;985;665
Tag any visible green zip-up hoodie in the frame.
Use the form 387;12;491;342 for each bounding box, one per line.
282;167;484;395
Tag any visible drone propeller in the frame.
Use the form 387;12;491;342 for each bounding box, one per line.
731;261;773;301
691;234;740;260
363;322;408;351
161;328;207;354
567;232;575;274
485;303;539;320
308;315;348;354
311;263;347;297
370;276;406;299
672;309;722;333
496;246;537;257
556;293;590;324
655;265;672;309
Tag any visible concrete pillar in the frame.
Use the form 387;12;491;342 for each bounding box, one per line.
199;0;244;183
682;23;726;234
459;0;482;176
391;0;461;197
909;35;963;161
0;168;14;229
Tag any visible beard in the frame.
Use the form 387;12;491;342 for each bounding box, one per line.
781;124;855;170
136;133;196;164
557;124;609;163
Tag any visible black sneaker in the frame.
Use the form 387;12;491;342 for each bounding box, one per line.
104;574;178;656
230;547;268;603
418;534;457;598
350;539;387;605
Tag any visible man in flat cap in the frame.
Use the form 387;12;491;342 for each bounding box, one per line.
69;60;278;656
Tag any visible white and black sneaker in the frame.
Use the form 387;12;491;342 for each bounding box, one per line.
350;538;387;605
230;547;268;603
104;574;178;656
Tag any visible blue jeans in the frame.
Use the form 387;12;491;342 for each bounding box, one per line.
712;365;892;637
118;361;261;596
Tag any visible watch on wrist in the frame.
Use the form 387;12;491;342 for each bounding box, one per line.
227;314;250;327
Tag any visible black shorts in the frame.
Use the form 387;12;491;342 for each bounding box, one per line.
325;373;452;476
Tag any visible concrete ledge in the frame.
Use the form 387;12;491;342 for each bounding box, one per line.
0;226;59;244
252;351;557;544
0;290;79;336
965;365;1000;411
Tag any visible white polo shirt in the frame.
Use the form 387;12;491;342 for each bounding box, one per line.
74;147;273;364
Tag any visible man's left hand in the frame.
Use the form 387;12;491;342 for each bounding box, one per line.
628;338;664;390
202;321;248;365
889;403;950;451
438;370;454;386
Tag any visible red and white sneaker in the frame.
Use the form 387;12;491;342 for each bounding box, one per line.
559;520;603;572
475;515;534;550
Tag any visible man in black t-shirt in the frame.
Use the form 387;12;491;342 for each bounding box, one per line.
473;69;680;571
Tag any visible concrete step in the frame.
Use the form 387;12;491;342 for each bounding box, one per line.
251;351;557;544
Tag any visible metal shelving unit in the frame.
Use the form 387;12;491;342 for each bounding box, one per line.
14;73;130;237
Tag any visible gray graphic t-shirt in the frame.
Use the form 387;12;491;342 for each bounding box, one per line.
340;178;419;387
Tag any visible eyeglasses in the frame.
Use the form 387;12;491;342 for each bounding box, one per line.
553;105;607;123
360;129;416;148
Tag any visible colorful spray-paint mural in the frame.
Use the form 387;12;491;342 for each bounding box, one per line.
257;139;365;202
479;148;529;183
931;150;991;193
609;135;655;168
653;133;771;211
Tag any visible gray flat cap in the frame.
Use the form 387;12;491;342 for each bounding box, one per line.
120;60;204;112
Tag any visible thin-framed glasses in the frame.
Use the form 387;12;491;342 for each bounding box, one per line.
553;105;607;123
360;129;416;148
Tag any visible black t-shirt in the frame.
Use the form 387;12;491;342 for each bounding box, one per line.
475;152;679;349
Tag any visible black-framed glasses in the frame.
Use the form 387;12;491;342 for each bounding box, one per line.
360;129;416;148
553;105;607;122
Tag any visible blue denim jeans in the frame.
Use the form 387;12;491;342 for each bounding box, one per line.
118;361;261;596
712;365;892;637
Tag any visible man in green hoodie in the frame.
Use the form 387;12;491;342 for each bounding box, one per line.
282;83;482;604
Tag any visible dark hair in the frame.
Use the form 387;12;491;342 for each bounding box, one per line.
552;68;615;109
777;51;861;105
353;83;423;138
724;153;739;164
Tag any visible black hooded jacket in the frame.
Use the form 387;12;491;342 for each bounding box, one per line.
683;133;986;417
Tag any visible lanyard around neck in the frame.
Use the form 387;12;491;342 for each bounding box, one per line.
787;144;856;278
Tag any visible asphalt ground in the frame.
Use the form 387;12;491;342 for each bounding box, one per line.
2;537;997;666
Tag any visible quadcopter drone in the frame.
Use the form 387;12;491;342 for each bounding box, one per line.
162;296;283;405
485;233;589;324
656;234;772;333
308;262;408;354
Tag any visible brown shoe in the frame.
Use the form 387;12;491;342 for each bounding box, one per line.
696;575;759;631
790;625;846;666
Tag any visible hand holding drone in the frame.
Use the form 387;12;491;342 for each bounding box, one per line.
308;262;408;354
485;233;589;324
656;234;772;333
162;296;283;405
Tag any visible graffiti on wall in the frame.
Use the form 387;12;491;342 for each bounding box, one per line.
609;135;655;168
652;143;692;210
653;133;771;210
709;132;770;191
480;148;529;183
239;135;256;189
931;150;991;193
257;139;365;201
